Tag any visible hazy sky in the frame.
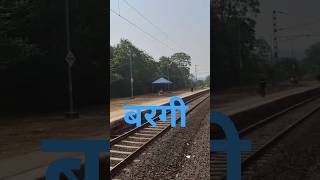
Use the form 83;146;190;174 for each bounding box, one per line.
110;0;210;79
256;0;320;59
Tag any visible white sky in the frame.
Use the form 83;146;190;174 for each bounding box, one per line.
110;0;210;79
256;0;320;59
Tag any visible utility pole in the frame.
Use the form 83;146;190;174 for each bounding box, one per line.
236;0;242;69
65;0;78;118
167;61;173;91
195;65;198;81
237;17;242;69
167;63;170;91
273;10;279;61
129;48;134;99
273;10;287;61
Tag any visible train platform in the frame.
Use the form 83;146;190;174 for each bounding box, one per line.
0;151;84;179
0;109;106;179
110;87;209;122
214;81;320;116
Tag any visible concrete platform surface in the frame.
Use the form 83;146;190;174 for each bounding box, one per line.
0;151;83;179
110;88;209;122
214;82;320;116
1;88;209;179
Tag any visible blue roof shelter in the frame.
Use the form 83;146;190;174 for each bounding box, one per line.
152;77;173;93
152;77;173;84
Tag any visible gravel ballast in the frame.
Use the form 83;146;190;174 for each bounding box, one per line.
113;98;210;180
243;107;320;180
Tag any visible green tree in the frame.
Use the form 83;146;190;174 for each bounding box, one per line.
0;0;107;114
170;52;192;88
212;0;261;88
110;40;192;97
302;42;320;80
111;39;159;97
205;75;210;86
170;52;191;70
158;56;171;79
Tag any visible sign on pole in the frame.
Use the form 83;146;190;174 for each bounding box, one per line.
65;51;76;67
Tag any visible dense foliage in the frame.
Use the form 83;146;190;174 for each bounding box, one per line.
301;42;320;80
212;0;268;88
211;0;307;89
110;39;194;97
0;0;107;114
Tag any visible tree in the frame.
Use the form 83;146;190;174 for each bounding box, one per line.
158;56;171;79
254;38;271;62
110;40;192;97
302;42;320;79
110;48;123;84
110;39;160;96
205;75;210;86
212;0;261;88
0;0;108;114
170;52;191;70
170;52;192;88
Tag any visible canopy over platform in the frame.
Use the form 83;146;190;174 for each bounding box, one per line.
152;77;173;84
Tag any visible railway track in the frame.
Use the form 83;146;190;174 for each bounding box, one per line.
211;95;320;180
110;90;210;177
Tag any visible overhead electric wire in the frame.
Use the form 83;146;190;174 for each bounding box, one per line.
279;34;320;42
122;0;188;53
279;18;320;31
279;34;320;39
123;0;168;38
110;8;175;52
198;71;210;75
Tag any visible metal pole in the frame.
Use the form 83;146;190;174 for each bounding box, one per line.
273;10;279;60
167;64;169;91
68;66;74;112
195;64;198;81
238;18;242;69
129;49;134;98
167;64;169;80
237;0;242;69
66;0;70;51
65;0;75;115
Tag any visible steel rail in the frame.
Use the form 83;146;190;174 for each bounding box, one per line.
210;95;320;180
110;91;210;177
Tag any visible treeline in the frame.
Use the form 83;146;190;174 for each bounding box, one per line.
263;41;320;83
212;0;268;89
110;39;195;97
300;42;320;80
211;0;320;90
0;0;107;115
211;0;300;89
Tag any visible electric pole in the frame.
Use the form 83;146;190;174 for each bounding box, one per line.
273;10;279;61
129;48;134;99
195;65;198;81
167;61;173;91
236;0;242;69
65;0;78;118
238;17;242;69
